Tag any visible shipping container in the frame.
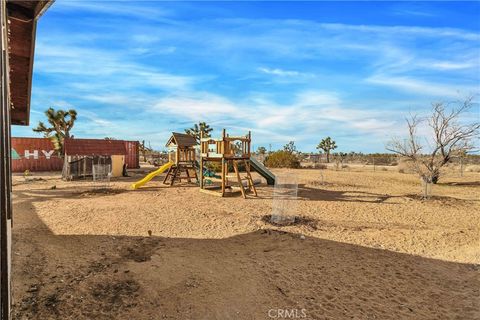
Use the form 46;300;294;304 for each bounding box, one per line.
124;140;140;169
12;137;140;172
11;137;63;172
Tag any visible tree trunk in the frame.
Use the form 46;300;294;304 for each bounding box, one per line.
326;152;330;163
431;173;439;184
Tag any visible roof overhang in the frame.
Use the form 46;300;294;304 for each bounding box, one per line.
7;0;53;125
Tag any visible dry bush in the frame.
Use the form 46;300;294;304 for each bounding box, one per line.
265;151;300;168
466;165;480;173
397;159;415;174
317;164;327;169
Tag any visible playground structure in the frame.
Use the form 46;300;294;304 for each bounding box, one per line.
163;133;198;185
199;129;257;198
131;133;198;189
131;130;276;195
130;162;173;189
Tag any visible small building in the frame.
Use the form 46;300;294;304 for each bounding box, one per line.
63;138;127;180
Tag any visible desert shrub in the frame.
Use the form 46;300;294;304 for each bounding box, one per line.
302;162;327;169
366;154;398;166
467;165;480;173
265;151;300;168
341;164;349;169
380;167;388;171
397;159;415;174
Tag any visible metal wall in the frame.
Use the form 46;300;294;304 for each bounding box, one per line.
11;138;140;172
124;140;140;169
11;137;63;172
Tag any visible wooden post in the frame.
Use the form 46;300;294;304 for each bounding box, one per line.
200;131;204;189
0;2;12;315
83;156;86;178
221;158;226;196
460;157;464;177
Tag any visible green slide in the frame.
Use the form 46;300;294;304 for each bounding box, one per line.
250;157;275;185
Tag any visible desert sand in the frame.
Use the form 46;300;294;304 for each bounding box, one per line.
11;166;480;319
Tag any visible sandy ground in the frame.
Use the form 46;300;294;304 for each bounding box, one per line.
11;166;480;319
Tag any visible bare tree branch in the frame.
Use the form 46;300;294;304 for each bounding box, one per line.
388;96;479;183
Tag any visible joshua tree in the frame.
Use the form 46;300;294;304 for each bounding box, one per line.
338;152;348;163
317;137;337;163
387;97;479;184
283;141;297;154
257;146;267;155
33;107;77;154
185;122;213;142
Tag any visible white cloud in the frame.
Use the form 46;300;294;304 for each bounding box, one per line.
34;42;194;91
153;92;240;121
151;90;398;144
427;61;477;71
76;110;113;128
258;67;301;77
319;23;480;41
55;1;173;22
393;9;436;17
366;74;477;98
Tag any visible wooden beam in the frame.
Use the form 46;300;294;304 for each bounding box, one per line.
6;2;33;21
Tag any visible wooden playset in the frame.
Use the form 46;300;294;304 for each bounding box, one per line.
132;129;274;194
199;129;257;198
164;132;198;186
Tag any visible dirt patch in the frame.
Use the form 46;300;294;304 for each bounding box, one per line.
91;279;140;311
78;188;128;197
261;214;319;230
11;168;480;319
119;239;161;262
404;193;476;205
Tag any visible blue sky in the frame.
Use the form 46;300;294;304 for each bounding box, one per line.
12;1;480;152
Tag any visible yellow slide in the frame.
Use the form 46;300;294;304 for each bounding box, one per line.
131;162;174;189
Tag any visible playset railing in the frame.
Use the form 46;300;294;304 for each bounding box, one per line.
169;147;196;164
200;130;251;159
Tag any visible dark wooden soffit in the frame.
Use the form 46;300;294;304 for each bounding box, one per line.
7;0;52;126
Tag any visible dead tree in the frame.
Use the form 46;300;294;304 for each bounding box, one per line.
387;96;479;184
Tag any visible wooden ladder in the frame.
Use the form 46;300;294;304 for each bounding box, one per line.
232;160;257;199
164;165;198;185
163;165;177;185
